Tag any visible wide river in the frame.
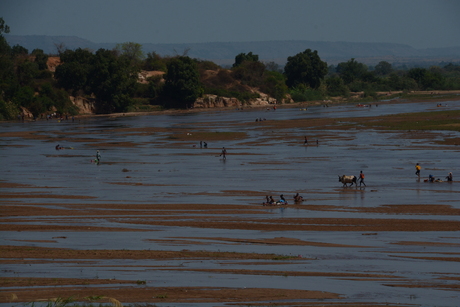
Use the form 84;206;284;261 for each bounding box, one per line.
1;99;459;307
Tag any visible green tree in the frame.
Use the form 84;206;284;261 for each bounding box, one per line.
39;83;76;115
31;49;48;70
13;86;36;113
264;61;282;73
260;71;288;101
0;18;17;106
327;64;337;76
143;51;166;71
55;48;94;94
196;59;220;72
289;83;324;102
444;63;460;73
0;17;11;57
232;60;266;87
406;67;445;90
336;58;368;84
387;73;402;90
89;49;139;112
407;68;426;88
55;61;90;94
11;44;28;56
163;56;203;108
59;47;93;63
116;42;145;67
325;76;349;97
0;99;18;120
146;75;164;100
0;17;10;35
0;19;19;121
0;17;13;77
233;52;259;68
284;49;327;89
16;60;39;86
374;61;393;76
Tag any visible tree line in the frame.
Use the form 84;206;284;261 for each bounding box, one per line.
1;17;460;120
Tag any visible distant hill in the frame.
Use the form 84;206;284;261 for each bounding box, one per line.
5;35;460;66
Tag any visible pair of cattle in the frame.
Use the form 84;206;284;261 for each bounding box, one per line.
338;175;357;187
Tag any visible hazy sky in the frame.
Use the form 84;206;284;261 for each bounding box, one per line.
2;0;459;49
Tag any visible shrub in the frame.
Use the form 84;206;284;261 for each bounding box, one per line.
325;76;349;97
289;85;324;102
0;99;19;120
260;71;288;101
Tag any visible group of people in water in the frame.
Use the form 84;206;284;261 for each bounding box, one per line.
263;193;304;206
415;163;453;182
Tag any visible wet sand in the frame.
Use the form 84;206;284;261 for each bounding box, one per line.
1;99;460;306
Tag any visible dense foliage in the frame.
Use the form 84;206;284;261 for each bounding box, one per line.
233;52;259;68
1;17;460;120
284;49;328;89
0;18;77;120
163;56;203;108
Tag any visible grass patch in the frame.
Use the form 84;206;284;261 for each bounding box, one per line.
352;110;460;132
399;93;460;101
271;255;300;260
126;104;164;112
154;294;168;299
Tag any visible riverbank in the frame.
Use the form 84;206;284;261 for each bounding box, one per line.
5;90;460;122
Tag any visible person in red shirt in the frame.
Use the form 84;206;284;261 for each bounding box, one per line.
359;170;366;187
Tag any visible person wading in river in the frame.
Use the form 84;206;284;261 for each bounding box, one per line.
359;170;366;187
220;147;227;160
415;163;421;177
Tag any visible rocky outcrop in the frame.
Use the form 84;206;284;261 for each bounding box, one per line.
193;93;285;109
19;107;34;118
70;96;96;114
250;92;280;106
46;57;61;72
138;70;165;84
193;95;241;108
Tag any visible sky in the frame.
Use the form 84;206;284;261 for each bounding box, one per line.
2;0;460;49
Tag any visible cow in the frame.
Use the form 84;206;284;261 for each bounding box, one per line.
338;175;357;187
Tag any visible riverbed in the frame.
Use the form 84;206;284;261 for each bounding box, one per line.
1;100;459;307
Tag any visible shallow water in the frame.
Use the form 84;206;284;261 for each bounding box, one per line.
1;100;460;306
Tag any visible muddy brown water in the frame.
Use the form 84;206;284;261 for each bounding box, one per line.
1;100;460;306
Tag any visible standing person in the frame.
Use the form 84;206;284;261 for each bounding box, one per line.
220;147;227;160
96;150;101;164
304;136;308;145
415;163;421;177
359;171;366;187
